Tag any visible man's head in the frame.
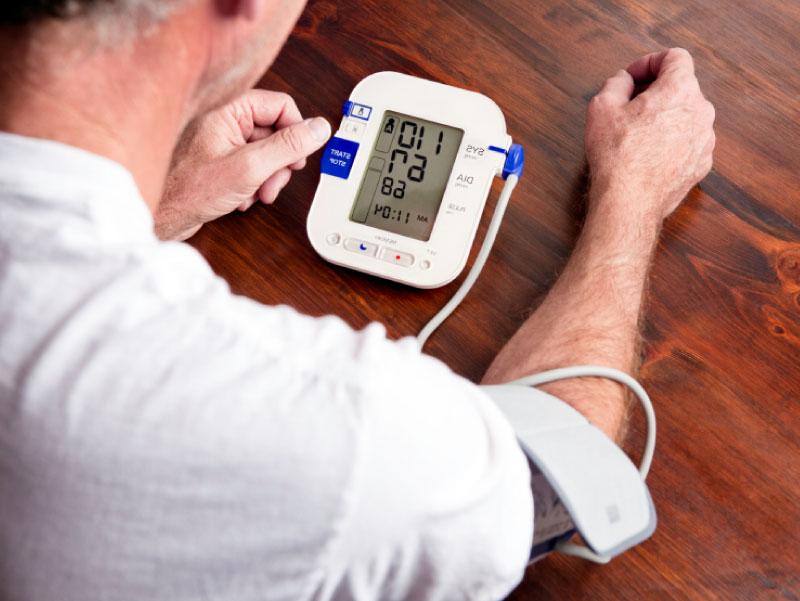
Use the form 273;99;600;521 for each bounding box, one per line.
0;0;311;206
0;0;307;115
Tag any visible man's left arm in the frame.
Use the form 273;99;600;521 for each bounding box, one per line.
483;48;716;441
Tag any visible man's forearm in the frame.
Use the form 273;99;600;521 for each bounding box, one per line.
486;48;716;441
482;187;661;440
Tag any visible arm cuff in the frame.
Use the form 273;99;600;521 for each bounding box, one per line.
480;384;656;561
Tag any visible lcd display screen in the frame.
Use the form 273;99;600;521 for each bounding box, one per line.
350;111;464;241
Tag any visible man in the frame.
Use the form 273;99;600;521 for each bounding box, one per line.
0;1;715;600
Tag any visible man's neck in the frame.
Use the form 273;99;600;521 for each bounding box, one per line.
0;20;203;212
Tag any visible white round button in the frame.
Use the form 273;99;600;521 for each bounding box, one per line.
326;233;341;246
420;260;431;270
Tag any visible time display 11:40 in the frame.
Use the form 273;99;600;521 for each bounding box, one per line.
371;203;413;224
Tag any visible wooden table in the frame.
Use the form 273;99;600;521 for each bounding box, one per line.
190;1;800;598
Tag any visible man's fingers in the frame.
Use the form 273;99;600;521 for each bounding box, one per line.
626;48;694;84
225;117;328;206
249;117;331;175
289;158;307;171
237;198;256;212
626;50;668;83
597;69;635;107
628;48;699;107
235;168;293;211
248;125;274;143
249;126;304;170
258;168;293;205
236;89;304;130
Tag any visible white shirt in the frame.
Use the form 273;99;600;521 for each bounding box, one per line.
0;133;536;601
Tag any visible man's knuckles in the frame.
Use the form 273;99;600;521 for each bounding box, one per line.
588;94;607;112
702;100;716;125
275;124;308;156
662;47;694;73
588;92;619;115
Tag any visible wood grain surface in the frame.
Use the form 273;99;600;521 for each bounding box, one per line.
189;1;800;598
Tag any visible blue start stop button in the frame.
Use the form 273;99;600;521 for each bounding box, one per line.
321;137;360;180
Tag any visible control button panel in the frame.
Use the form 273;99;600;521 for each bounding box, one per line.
378;247;415;267
340;118;366;138
344;238;378;257
342;100;373;121
320;137;360;180
349;102;372;121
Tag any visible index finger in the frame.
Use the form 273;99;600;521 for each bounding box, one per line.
626;48;694;84
249;125;306;171
596;69;635;107
238;89;304;131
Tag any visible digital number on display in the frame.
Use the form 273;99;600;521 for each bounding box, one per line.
350;111;464;241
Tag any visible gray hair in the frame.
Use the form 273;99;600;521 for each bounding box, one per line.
0;1;187;27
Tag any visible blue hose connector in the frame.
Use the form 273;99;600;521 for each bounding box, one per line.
502;144;525;180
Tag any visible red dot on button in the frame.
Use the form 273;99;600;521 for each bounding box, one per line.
395;255;401;261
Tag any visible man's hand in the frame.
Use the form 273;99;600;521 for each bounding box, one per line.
585;48;716;227
484;49;715;440
155;90;331;241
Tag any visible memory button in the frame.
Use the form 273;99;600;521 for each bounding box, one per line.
344;238;378;257
378;248;415;267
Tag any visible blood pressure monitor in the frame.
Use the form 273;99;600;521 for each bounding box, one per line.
305;73;657;565
307;72;523;288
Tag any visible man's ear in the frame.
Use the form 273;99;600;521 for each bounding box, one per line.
215;0;264;20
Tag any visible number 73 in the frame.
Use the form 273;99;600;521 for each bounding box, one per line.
389;149;428;183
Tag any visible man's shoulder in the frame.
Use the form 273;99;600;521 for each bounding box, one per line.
0;236;366;591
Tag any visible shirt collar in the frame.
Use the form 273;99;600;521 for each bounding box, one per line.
0;131;155;244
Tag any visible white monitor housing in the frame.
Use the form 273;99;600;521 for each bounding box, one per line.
307;72;511;288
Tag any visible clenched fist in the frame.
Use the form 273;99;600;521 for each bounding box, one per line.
585;48;716;225
156;90;331;241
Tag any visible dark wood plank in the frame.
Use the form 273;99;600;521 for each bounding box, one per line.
189;1;800;598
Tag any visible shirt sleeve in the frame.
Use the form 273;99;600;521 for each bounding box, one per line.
151;243;536;600
204;287;536;601
309;329;535;601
